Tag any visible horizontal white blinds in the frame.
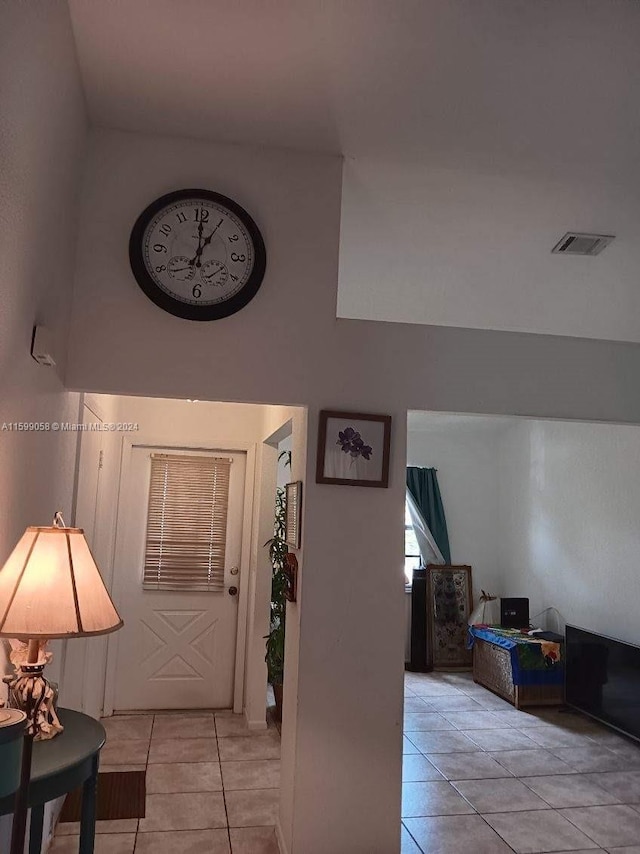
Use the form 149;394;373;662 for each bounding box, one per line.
143;453;232;592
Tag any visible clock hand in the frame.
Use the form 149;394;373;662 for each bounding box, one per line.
202;219;224;250
195;218;224;267
188;220;205;265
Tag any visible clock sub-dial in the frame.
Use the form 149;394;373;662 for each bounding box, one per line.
167;255;195;281
200;259;228;288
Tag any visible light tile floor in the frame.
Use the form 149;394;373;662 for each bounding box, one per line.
50;707;281;854
402;670;640;854
48;672;640;853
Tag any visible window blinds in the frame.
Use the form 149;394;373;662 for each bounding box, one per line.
143;453;232;592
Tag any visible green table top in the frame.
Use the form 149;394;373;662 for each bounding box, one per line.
0;707;106;815
30;709;105;785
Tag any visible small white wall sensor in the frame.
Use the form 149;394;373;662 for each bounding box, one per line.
31;326;56;367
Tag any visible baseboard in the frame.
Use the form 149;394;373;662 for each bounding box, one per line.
243;708;268;731
275;815;288;854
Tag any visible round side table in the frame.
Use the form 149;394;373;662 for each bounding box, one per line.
0;708;106;854
0;710;26;800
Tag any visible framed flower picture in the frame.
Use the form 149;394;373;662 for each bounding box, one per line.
316;410;392;488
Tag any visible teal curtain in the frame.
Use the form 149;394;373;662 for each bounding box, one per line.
406;467;451;564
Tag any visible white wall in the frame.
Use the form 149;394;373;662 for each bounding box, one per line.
65;128;408;854
261;406;307;852
0;0;86;676
277;434;293;487
498;419;640;645
406;415;507;665
0;2;87;848
60;394;122;718
408;414;640;648
407;419;506;596
65;131;640;426
114;396;267;445
244;439;278;730
338;157;640;343
63;126;640;854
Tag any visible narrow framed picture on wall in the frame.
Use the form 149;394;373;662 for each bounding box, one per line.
285;481;302;548
316;410;392;488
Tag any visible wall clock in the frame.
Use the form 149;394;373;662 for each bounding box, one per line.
129;189;266;321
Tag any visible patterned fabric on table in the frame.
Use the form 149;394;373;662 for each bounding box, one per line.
468;626;564;686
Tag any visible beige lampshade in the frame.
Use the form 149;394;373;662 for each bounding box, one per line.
0;526;123;639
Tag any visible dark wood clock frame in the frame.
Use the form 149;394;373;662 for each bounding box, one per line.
129;188;267;321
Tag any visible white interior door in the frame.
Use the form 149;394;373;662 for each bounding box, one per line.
113;446;246;711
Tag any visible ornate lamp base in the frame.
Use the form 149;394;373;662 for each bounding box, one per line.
2;640;63;741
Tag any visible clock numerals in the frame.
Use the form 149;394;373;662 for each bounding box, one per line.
230;274;239;282
155;265;167;273
175;211;187;224
230;253;246;263
228;234;239;243
153;244;167;253
159;224;171;237
194;207;210;223
192;284;202;299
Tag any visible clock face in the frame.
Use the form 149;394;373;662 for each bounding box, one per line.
129;189;266;320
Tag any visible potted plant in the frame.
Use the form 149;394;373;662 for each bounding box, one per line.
265;451;290;721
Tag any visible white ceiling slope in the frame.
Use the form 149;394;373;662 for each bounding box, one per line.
68;0;640;171
68;0;640;342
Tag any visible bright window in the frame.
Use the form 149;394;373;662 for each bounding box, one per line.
405;501;421;584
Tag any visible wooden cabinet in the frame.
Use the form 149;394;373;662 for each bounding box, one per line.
473;637;564;709
427;565;473;669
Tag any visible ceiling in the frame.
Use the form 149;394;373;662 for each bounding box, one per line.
68;0;640;174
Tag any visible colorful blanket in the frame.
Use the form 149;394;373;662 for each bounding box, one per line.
468;625;564;687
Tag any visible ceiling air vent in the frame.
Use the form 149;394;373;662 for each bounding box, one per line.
551;232;615;256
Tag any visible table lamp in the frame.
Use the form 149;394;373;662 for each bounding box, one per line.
0;513;123;854
0;512;123;739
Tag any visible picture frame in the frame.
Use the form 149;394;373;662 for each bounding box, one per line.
284;481;302;548
316;410;392;488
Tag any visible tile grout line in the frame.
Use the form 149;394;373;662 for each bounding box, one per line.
475;812;519;854
556;802;635;850
401;818;426;853
132;713;152;853
214;714;234;853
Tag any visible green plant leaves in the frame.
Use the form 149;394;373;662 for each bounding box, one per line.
265;480;289;684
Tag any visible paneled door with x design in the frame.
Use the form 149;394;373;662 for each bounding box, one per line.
112;446;246;710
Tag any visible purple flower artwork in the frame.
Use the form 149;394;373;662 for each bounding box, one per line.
318;411;390;487
337;426;373;461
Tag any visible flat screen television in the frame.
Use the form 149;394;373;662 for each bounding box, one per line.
566;624;640;742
